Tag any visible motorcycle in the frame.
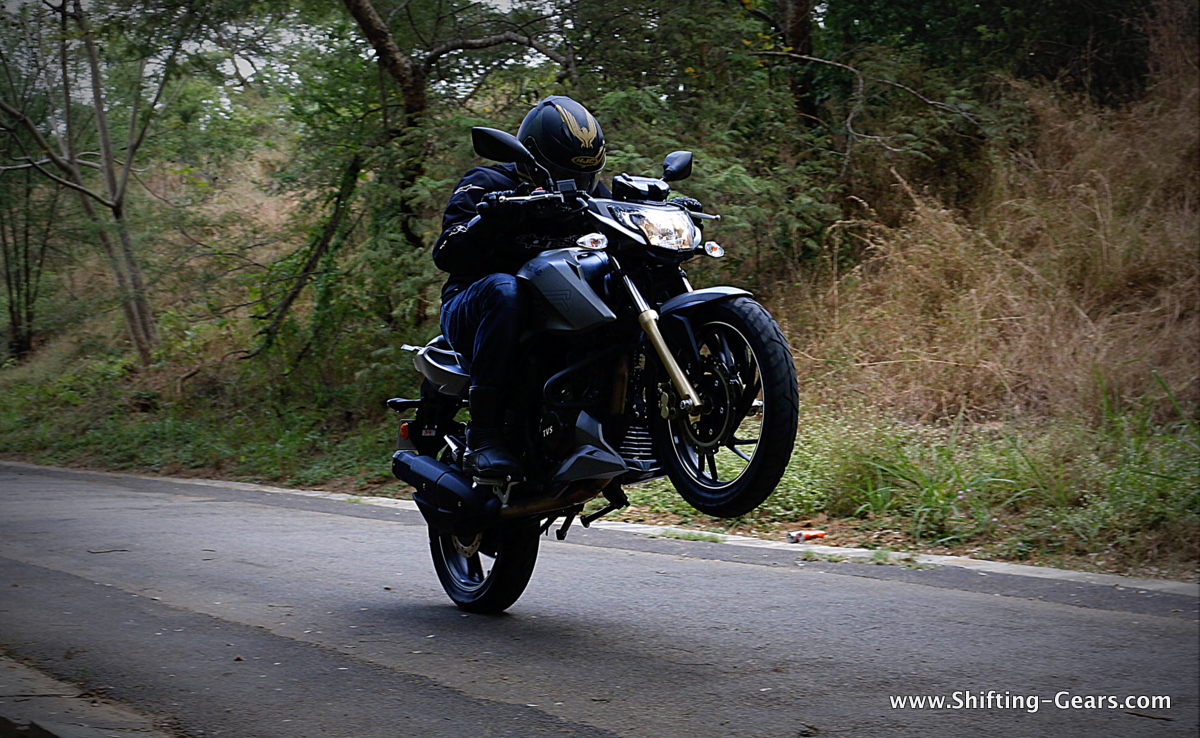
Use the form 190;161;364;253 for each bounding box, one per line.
388;127;799;613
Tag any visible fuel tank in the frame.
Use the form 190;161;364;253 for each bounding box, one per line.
517;248;616;332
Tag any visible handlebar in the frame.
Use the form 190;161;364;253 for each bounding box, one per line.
476;189;589;217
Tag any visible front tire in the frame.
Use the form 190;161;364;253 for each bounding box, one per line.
429;524;540;613
653;296;798;518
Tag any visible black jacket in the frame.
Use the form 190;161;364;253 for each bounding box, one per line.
433;163;610;301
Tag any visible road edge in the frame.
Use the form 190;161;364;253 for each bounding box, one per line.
2;459;1196;598
0;655;178;738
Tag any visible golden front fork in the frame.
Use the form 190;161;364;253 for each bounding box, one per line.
615;261;703;412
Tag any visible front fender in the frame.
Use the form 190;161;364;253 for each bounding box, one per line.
658;286;751;317
657;287;753;367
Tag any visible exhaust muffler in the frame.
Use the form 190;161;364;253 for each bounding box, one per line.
392;450;606;530
392;450;501;532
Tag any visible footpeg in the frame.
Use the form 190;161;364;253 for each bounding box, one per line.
555;510;578;540
472;476;522;505
580;502;622;527
581;483;629;527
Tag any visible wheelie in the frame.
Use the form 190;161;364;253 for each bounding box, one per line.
389;97;798;613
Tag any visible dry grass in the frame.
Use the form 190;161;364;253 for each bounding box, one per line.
781;24;1199;424
739;8;1200;578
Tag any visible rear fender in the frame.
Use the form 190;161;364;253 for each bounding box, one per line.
388;379;464;457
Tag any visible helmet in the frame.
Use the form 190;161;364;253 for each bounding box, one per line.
516;96;606;193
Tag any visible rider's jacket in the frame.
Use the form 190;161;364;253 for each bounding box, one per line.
433;162;609;302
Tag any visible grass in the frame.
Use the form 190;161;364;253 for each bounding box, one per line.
0;348;410;496
7;335;1192;580
656;529;724;543
791;548;933;568
797;550;846;563
0;332;1193;583
0;25;1195;584
614;401;1199;581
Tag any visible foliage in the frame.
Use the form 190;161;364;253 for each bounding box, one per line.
820;0;1156;104
0;0;1195;579
618;401;1198;577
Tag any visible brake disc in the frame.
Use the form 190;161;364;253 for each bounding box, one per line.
681;361;737;451
452;532;484;558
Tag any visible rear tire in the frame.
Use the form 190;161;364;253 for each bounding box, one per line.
428;524;540;613
653;296;798;518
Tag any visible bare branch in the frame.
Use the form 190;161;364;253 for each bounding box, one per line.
424;30;576;86
0;157;101;171
384;0;415;27
73;0;120;203
751;51;981;124
342;0;426;118
116;58;146;203
243;153;364;359
425;30;558;65
0;98;114;206
746;7;780;32
117;10;193;204
454;62;501;110
7;143;115;206
128;169;179;206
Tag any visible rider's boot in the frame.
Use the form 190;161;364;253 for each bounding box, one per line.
463;387;524;481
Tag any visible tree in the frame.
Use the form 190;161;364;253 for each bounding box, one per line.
0;0;286;366
0;167;63;359
740;0;818;121
820;0;1153;103
242;0;581;359
0;2;171;365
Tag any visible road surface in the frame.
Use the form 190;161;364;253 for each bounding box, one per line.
1;462;1196;737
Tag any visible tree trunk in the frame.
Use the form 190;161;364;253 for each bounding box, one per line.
779;0;818;123
113;204;160;349
75;0;159;365
341;0;428;122
74;194;156;367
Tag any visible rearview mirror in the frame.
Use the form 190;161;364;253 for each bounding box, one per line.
472;127;554;188
472;127;536;167
662;151;693;182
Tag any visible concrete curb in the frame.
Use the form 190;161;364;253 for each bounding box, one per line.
0;657;174;738
589;521;1200;597
3;459;1196;598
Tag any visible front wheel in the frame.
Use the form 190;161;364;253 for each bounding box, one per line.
653;296;799;518
429;524;540;614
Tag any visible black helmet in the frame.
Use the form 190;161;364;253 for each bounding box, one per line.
516;96;606;193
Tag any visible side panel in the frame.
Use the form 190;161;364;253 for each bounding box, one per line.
517;249;617;332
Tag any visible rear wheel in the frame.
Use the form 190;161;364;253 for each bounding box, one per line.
428;524;540;613
653;297;798;518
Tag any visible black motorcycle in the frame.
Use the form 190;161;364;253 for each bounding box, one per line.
389;127;798;613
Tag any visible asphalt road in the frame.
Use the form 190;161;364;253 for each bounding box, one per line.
0;462;1196;738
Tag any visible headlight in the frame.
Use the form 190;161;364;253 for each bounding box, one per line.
613;206;699;251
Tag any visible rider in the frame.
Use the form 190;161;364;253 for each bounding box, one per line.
433;96;609;482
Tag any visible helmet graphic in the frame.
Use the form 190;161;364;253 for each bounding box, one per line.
516;96;606;193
